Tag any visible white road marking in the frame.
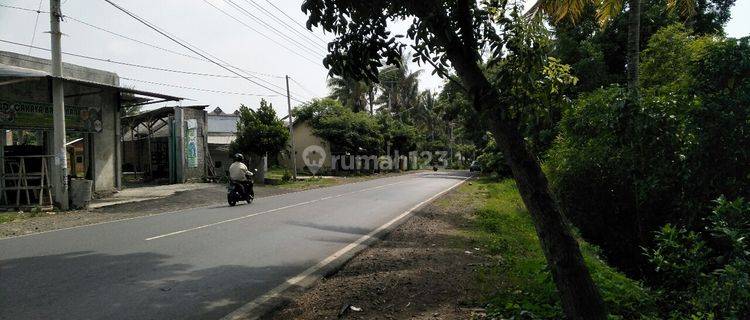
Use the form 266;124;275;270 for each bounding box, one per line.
0;173;421;241
219;174;472;320
144;179;413;241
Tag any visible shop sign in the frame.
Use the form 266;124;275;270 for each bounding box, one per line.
0;99;103;132
185;119;198;168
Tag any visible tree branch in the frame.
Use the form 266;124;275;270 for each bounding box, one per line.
410;45;468;92
456;0;480;61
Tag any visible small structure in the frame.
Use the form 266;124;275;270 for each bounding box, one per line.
206;107;239;177
0;51;181;209
278;120;332;174
121;105;210;184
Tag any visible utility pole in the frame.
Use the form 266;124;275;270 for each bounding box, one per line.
285;75;297;180
50;0;69;210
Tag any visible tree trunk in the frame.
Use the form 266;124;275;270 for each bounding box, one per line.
626;0;641;96
408;3;607;319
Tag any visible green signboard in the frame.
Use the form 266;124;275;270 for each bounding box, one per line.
0;99;103;133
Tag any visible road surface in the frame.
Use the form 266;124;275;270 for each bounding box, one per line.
0;171;470;320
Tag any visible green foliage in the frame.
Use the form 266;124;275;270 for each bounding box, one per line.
376;112;418;154
644;197;750;319
294;98;383;155
326;76;371;112
551;0;736;95
281;170;292;182
547;27;750;277
230;99;289;157
468;179;656;319
376;59;421;115
487;11;579;156
640;24;713;95
476;132;510;177
547;84;690;273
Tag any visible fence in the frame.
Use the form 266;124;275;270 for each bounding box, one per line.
0;155;53;208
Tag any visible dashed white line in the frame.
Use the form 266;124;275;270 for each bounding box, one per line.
144;179;412;241
219;174;472;320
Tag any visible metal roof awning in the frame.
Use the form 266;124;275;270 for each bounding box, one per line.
0;63;185;104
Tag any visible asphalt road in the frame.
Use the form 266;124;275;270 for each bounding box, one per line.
0;171;470;320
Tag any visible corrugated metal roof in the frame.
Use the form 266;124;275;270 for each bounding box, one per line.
0;62;183;101
0;64;48;78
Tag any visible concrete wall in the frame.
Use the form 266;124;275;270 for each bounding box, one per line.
207;114;238;134
1;52;121;192
0;51;119;85
278;122;332;174
180;107;207;182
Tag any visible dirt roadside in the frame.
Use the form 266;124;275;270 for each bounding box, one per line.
265;181;489;320
0;184;283;238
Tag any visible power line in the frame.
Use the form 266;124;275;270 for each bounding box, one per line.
65;15;206;62
0;39;300;99
201;0;323;68
0;48;311;102
289;77;319;98
0;3;287;80
242;0;326;49
120;77;280;97
28;0;44;55
0;3;311;101
64;14;287;81
0;4;47;13
0;39;238;78
262;0;328;44
102;0;305;103
223;0;324;59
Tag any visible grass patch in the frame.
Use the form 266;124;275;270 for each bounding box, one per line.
463;178;656;319
0;208;48;225
0;212;19;224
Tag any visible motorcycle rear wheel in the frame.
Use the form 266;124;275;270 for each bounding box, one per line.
228;193;237;206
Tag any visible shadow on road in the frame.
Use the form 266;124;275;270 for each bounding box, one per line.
0;251;308;320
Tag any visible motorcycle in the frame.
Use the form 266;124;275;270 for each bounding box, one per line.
227;169;256;206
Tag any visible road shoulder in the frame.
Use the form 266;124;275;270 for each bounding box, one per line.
264;180;488;320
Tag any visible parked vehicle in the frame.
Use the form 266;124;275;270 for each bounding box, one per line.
227;169;256;206
469;160;482;172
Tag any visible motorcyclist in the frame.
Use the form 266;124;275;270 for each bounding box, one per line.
229;153;253;197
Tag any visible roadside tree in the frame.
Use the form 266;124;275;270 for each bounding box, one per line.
230;99;290;159
302;1;606;318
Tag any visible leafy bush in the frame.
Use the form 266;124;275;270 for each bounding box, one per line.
546;26;750;277
230;99;289;157
281;170;292;182
476;132;510;177
471;179;656;319
294;98;383;155
546;84;687;274
644;197;750;319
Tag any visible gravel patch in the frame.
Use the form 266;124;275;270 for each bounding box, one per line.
266;181;489;320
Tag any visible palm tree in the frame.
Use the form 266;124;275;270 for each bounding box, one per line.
527;0;695;97
327;76;371;112
376;62;422;114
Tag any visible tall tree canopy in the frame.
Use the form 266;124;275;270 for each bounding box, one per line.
230;99;289;158
302;1;606;318
326;76;371;112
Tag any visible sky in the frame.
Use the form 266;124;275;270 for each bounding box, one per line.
0;0;748;118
